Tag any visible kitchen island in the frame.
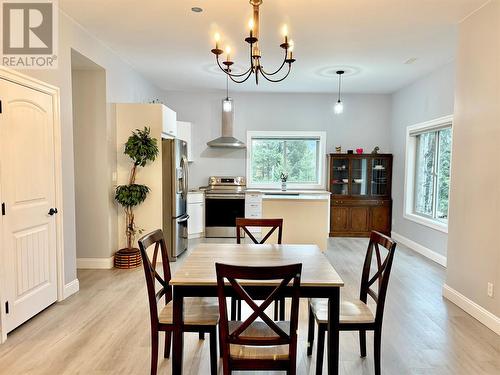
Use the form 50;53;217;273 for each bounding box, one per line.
245;190;331;251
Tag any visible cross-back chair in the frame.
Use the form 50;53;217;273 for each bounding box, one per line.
233;218;285;321
307;231;397;375
138;229;220;375
216;262;302;375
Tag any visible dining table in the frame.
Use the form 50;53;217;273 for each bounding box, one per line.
170;243;344;375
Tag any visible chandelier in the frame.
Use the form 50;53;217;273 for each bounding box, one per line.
210;0;296;85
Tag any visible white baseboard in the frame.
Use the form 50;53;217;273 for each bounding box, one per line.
443;284;500;335
391;231;447;267
63;279;80;299
77;256;114;269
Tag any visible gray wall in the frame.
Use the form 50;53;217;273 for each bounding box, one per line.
446;1;500;317
390;63;456;256
72;64;118;260
165;91;392;189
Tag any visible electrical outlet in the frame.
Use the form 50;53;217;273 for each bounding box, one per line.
487;282;494;298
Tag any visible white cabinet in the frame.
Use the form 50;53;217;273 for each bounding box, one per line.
162;105;177;138
188;192;204;238
245;193;262;233
177;121;193;162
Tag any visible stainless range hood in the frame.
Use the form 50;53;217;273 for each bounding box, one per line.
207;97;246;149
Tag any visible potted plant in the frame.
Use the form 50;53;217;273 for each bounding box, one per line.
114;127;159;269
280;172;289;191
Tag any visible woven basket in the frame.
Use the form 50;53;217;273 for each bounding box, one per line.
114;248;142;269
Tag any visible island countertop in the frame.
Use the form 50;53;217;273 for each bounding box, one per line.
245;189;331;200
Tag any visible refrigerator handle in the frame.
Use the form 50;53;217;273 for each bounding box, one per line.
177;215;190;223
181;156;189;199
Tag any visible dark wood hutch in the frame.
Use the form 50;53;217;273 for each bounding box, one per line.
328;153;393;237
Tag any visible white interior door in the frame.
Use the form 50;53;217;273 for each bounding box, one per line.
0;78;58;333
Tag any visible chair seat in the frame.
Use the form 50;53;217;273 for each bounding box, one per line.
159;297;219;325
310;298;375;325
228;321;290;360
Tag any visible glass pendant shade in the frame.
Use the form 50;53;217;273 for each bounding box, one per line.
334;100;344;114
223;98;233;112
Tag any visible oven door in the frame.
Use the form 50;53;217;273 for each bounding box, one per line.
205;195;245;238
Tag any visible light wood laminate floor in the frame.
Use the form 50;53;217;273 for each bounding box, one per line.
0;238;499;374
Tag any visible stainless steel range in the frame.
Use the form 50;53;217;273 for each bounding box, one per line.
204;176;246;238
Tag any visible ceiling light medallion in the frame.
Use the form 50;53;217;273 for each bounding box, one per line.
211;0;296;85
334;70;344;114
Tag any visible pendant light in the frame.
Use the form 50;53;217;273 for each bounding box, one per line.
334;70;344;114
222;73;233;112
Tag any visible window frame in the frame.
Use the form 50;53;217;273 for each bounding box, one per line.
404;115;453;233
246;131;327;190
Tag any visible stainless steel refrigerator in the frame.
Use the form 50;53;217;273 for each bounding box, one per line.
162;138;189;260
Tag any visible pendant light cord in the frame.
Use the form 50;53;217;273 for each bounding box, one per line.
337;73;342;102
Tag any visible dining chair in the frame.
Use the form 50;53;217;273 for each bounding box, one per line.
307;231;397;375
138;229;220;375
215;262;302;375
233;218;285;321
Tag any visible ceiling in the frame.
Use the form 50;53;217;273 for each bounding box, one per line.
59;0;487;93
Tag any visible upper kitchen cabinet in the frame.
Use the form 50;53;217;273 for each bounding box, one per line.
162;105;177;138
177;121;193;162
328;153;393;237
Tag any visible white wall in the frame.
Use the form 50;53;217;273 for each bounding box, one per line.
17;10;166;283
446;2;500;318
165;91;392;189
389;63;456;257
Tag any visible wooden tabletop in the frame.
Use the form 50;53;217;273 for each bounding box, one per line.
170;243;344;287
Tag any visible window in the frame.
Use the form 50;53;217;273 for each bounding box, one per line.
246;131;326;189
404;116;453;232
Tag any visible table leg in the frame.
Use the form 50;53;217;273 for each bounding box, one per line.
328;288;340;375
172;287;184;375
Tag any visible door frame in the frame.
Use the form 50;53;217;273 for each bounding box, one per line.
0;67;64;343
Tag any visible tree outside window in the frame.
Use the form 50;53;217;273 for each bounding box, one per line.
414;127;452;222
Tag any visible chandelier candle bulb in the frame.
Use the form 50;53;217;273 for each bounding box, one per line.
282;25;289;45
287;40;294;60
249;19;255;38
225;46;231;62
214;32;221;49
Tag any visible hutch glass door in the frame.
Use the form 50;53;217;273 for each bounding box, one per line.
351;158;368;196
331;158;349;195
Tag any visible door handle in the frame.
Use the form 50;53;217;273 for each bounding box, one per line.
48;208;58;216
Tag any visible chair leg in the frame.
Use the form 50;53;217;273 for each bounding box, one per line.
307;305;315;357
199;331;205;340
279;297;285;321
219;326;223;358
374;329;382;375
164;331;171;358
237;299;242;320
209;327;218;375
230;297;237;321
274;300;279;321
151;330;159;375
315;325;326;375
359;329;367;358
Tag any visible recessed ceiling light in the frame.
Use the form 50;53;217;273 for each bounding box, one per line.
404;57;418;65
191;6;203;13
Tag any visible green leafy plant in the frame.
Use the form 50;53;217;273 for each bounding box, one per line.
115;127;159;249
